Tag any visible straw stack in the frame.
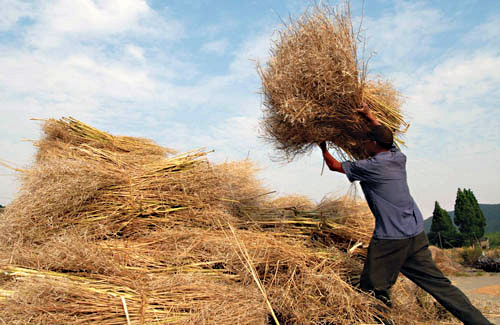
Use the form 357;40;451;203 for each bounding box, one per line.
263;194;315;210
2;118;245;245
258;4;407;160
0;118;452;324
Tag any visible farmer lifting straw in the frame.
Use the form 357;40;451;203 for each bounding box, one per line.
258;3;493;322
318;103;493;325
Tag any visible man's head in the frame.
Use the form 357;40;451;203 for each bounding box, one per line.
364;125;393;156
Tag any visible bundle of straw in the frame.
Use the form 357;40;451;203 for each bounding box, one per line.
258;4;407;160
36;117;174;163
235;196;374;257
1;118;242;244
263;194;316;210
2;148;229;243
0;265;267;324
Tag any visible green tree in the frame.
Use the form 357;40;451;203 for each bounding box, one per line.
454;188;486;245
465;189;486;238
428;201;460;248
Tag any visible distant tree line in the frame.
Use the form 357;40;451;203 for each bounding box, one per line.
428;188;486;248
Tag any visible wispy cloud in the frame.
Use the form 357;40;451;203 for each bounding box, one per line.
24;0;183;48
401;43;500;214
463;14;500;47
201;39;229;55
363;1;450;75
0;0;33;30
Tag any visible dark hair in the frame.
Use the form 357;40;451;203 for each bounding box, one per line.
366;125;393;149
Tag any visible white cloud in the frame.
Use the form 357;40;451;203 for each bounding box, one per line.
406;51;500;128
201;39;229;55
401;49;500;217
363;1;449;72
229;31;273;79
463;15;500;46
49;0;148;32
125;44;145;61
33;0;147;37
25;0;183;48
153;30;273;113
407;146;500;217
0;0;32;30
0;1;186;207
0;50;157;104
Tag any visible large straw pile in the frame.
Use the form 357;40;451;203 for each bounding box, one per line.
0;118;454;324
258;4;407;160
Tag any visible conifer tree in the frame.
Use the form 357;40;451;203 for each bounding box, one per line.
464;189;486;239
454;188;486;245
429;201;459;248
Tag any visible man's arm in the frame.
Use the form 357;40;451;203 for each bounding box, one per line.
319;142;344;173
357;102;380;126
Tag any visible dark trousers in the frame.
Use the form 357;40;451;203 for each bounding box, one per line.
360;231;491;325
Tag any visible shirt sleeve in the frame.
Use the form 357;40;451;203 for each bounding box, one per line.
341;159;378;183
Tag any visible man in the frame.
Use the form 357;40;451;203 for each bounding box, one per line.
318;104;492;325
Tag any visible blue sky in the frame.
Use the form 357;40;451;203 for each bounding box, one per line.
1;0;499;218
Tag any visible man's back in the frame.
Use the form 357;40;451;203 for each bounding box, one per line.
342;148;424;239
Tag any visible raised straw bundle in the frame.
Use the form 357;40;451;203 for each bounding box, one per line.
258;4;407;160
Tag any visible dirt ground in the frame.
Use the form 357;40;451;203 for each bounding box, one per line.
450;272;500;324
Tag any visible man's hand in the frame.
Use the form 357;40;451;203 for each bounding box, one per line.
356;101;380;126
319;141;344;174
356;102;370;116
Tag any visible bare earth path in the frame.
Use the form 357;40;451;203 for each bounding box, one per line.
450;273;500;324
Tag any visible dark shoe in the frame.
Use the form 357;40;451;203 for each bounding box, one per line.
374;290;392;308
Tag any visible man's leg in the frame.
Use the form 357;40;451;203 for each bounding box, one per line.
401;233;491;325
360;237;409;307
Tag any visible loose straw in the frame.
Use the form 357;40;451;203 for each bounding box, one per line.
222;220;280;325
121;296;131;325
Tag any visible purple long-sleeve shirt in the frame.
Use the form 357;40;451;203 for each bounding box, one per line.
341;147;424;239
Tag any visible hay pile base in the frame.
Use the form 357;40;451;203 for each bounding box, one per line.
0;118;453;324
258;4;407;161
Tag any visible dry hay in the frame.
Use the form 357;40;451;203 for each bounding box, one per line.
390;276;455;323
0;118;451;324
35;117;174;163
264;194;316;210
236;196;374;258
258;4;407;161
315;196;375;242
1;149;230;244
0;224;451;324
1;118;243;246
0;227;385;324
0;265;266;325
213;160;271;206
428;246;464;276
